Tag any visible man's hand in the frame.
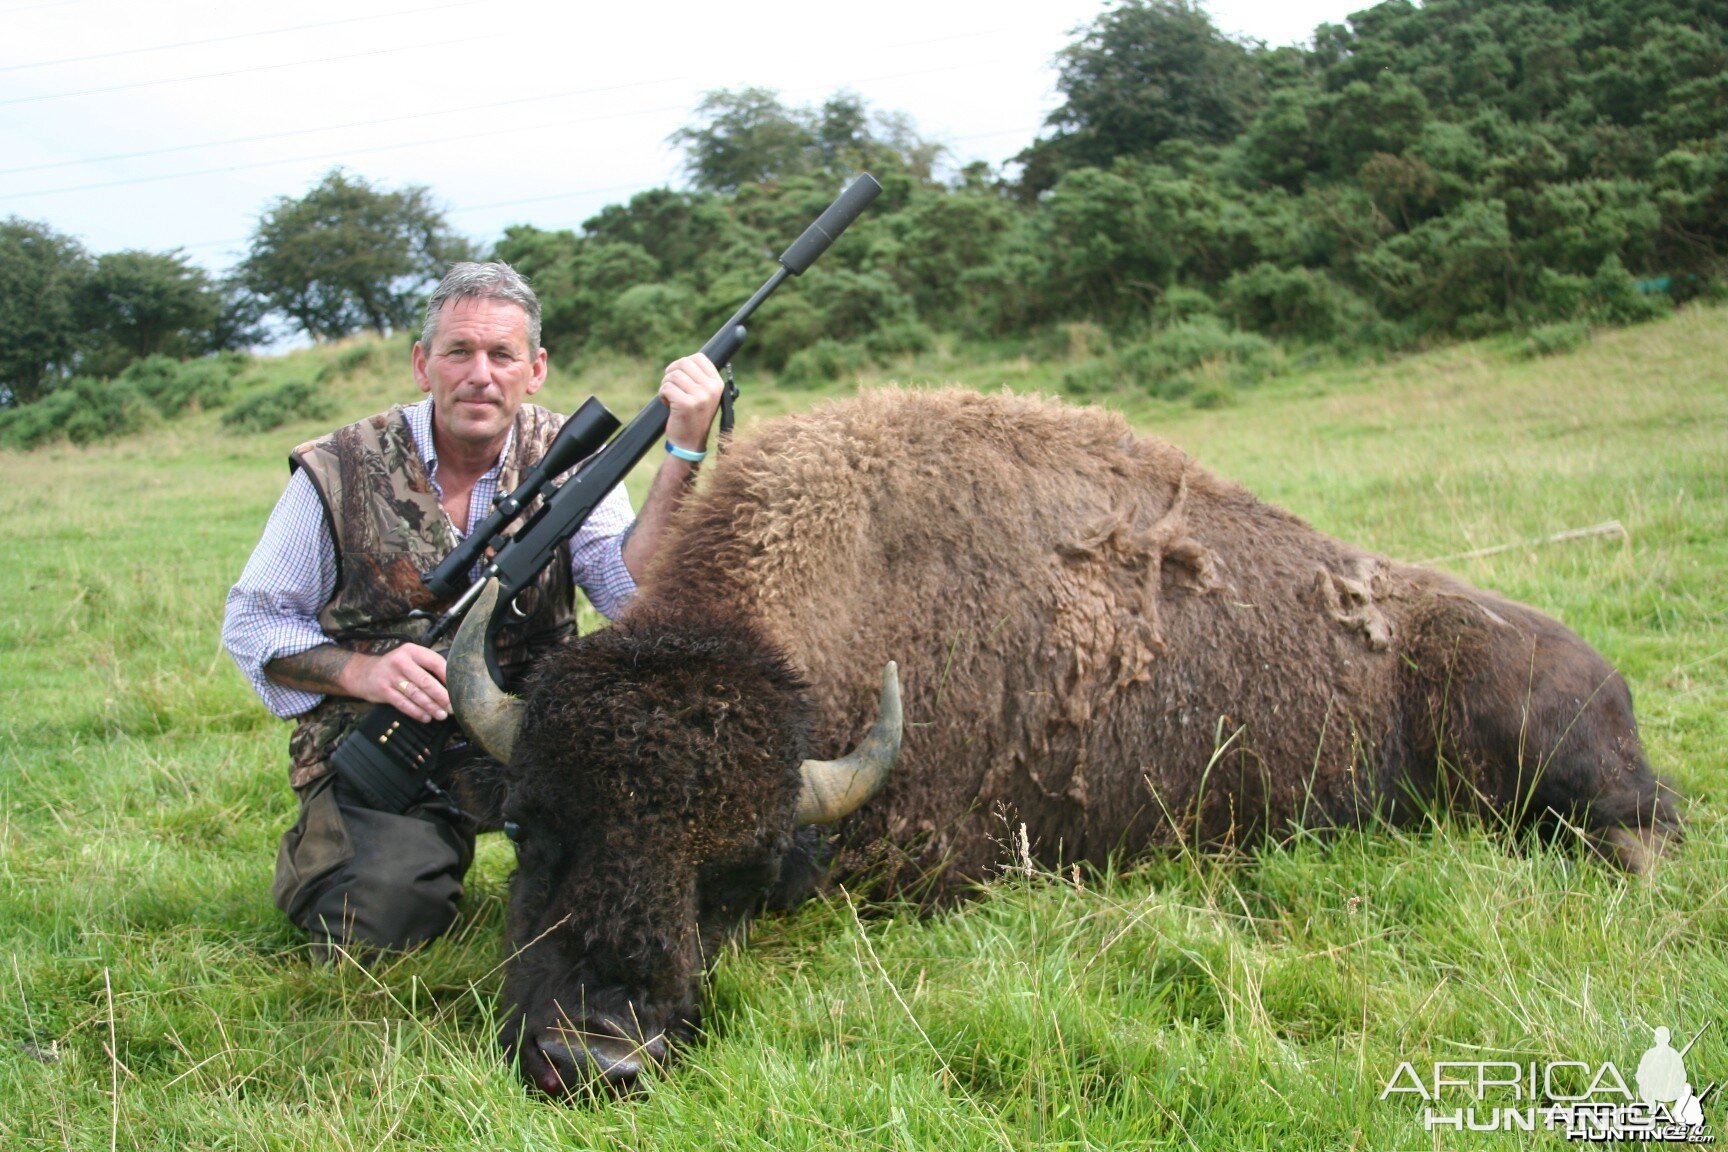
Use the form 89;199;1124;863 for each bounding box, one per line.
344;645;450;722
265;643;450;723
659;352;725;454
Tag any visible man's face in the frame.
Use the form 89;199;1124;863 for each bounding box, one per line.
412;297;547;450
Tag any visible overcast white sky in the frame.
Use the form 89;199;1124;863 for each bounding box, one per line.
0;0;1372;274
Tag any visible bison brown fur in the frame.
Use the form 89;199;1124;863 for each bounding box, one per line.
488;387;1678;1095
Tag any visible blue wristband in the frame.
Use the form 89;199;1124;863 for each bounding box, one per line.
665;440;707;463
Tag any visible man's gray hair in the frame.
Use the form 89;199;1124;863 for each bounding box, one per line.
422;261;542;351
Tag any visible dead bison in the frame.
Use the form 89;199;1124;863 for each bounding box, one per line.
448;387;1677;1097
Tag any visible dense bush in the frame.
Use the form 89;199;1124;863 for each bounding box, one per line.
1514;320;1592;359
1126;318;1282;394
119;354;244;415
220;379;332;433
0;376;152;448
1219;263;1377;342
594;282;701;362
863;317;935;360
1588;254;1674;325
777;339;855;389
1065;317;1282;399
314;342;383;383
1358;199;1519;336
0;353;250;448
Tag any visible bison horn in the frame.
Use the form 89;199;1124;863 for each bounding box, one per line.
796;661;902;826
447;578;525;764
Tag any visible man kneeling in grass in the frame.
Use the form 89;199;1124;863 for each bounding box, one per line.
223;261;723;959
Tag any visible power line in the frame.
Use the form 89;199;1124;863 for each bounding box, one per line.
0;30;504;108
0;54;1020;202
0;75;687;177
0;0;83;13
0;0;482;73
0;27;1008;175
0;99;695;200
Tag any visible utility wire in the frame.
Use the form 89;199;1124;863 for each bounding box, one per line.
0;0;83;13
0;75;687;177
0;30;504;108
0;54;1018;201
0;25;1002;142
0;0;482;73
0;100;694;199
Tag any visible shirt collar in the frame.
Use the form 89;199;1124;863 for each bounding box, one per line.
405;397;515;482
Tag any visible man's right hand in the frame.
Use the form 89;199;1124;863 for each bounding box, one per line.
342;645;451;723
265;642;450;723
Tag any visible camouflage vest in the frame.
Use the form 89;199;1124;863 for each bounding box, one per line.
284;402;575;788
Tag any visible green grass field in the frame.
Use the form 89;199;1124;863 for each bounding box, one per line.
2;309;1725;1149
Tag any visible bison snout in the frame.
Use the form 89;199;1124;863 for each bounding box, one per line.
520;1023;670;1099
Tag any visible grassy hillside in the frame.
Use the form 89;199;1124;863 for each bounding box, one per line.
1;309;1724;1149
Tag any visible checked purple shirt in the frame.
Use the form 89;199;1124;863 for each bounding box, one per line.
222;398;637;718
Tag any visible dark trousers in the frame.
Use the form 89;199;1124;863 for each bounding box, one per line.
272;772;477;960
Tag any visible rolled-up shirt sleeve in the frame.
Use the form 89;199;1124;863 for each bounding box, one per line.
222;469;338;718
568;478;637;620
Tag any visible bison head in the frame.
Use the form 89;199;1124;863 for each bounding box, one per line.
449;586;900;1098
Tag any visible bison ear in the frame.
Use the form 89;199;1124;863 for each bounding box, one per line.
447;578;526;765
796;662;902;826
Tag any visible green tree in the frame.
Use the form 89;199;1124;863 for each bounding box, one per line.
669;88;942;194
239;168;472;341
669;88;819;193
211;279;269;352
809;92;943;183
0;216;91;406
78;248;223;374
1017;0;1264;192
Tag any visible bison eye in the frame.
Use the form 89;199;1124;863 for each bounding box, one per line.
503;821;524;843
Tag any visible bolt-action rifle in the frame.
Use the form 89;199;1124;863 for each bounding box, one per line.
329;172;883;814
